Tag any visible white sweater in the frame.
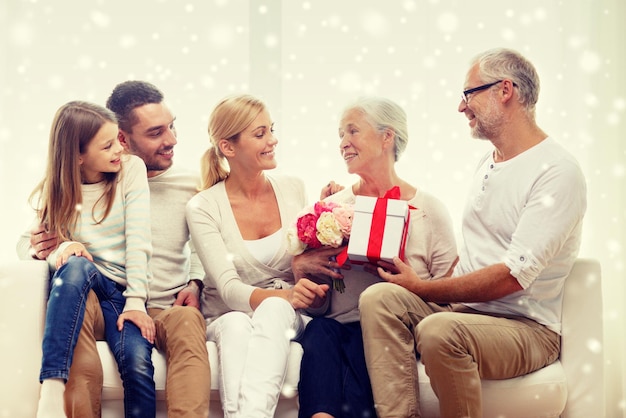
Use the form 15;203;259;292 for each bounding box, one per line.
185;175;307;324
47;154;152;313
17;164;206;311
146;167;205;309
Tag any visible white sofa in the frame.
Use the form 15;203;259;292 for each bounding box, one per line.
1;258;604;418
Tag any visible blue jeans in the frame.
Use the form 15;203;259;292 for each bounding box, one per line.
40;256;155;418
297;318;376;418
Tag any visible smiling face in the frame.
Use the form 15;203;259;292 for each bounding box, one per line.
79;121;123;184
459;64;505;141
120;102;177;177
229;109;278;171
338;108;387;175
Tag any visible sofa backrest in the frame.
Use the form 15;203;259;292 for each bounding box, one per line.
560;258;604;418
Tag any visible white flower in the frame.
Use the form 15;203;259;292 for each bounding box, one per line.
285;224;307;255
316;212;344;247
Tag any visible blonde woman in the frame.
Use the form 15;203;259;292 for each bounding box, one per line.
186;94;317;418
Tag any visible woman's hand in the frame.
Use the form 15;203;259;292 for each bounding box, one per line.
290;278;330;310
117;310;156;344
320;180;345;199
56;242;93;269
292;246;348;280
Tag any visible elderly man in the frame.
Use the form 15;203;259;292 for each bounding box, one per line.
358;48;587;417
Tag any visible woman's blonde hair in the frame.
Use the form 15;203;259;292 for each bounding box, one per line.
30;101;119;242
200;94;267;190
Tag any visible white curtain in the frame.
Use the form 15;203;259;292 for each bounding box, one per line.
1;0;623;414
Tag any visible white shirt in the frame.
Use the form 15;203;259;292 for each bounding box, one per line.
455;137;587;334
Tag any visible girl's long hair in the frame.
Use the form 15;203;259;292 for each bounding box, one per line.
200;94;266;190
30;101;119;242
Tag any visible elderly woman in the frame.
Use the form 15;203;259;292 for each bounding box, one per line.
292;97;458;418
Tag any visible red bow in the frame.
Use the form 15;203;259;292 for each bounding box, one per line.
336;186;410;266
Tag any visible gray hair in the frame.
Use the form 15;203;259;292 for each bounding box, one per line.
471;48;540;116
342;96;408;161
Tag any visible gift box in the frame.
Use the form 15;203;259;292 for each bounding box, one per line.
347;195;409;264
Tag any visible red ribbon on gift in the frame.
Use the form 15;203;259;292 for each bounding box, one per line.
365;186;401;263
336;186;413;266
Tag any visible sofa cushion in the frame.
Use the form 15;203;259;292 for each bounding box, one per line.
417;360;567;418
99;340;303;401
100;332;565;418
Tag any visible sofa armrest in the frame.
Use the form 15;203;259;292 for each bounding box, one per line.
560;258;604;418
0;260;50;417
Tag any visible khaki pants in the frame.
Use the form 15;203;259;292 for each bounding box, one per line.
65;291;211;418
65;291;105;418
359;282;560;418
148;305;211;418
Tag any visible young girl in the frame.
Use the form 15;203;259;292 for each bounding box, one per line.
32;101;156;418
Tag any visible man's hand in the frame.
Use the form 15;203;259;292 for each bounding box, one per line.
56;243;93;269
291;246;348;281
30;223;59;260
117;310;156;344
320;181;345;200
174;281;201;309
290;278;330;310
377;256;424;291
360;259;400;277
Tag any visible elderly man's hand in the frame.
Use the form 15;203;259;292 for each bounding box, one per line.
377;257;424;290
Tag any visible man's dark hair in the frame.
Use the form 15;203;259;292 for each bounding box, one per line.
105;81;164;132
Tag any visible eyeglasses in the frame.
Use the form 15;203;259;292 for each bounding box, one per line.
461;80;516;104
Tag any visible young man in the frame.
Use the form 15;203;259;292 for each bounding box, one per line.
358;48;587;417
19;81;211;418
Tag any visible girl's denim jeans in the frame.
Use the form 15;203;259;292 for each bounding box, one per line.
40;256;155;418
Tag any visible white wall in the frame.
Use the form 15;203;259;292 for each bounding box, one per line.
1;0;623;415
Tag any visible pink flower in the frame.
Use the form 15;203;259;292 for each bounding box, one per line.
297;213;322;249
286;200;354;293
286;201;354;253
332;205;353;239
314;200;339;216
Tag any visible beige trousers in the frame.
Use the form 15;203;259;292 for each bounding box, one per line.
65;291;104;418
359;282;560;418
65;291;211;418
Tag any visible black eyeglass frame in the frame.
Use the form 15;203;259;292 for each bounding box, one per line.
461;80;517;104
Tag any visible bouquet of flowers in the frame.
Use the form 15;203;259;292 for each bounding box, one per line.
286;200;354;292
